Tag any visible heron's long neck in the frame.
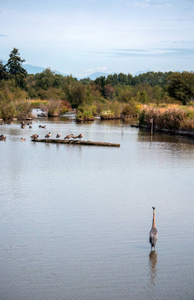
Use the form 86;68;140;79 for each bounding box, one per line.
152;210;156;228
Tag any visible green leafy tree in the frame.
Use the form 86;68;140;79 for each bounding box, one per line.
63;75;78;103
127;73;133;85
167;72;194;105
85;85;93;105
5;48;27;88
118;73;128;85
94;76;106;94
80;77;92;85
106;73;118;86
137;90;149;103
35;68;63;90
132;71;172;87
71;83;86;107
118;89;133;103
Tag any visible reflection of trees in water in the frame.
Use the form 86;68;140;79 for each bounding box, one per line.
149;250;158;285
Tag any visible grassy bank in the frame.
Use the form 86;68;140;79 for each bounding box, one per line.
137;104;194;132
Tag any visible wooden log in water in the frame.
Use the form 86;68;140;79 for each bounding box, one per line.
32;139;120;147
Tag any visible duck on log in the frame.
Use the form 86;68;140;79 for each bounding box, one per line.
32;139;120;147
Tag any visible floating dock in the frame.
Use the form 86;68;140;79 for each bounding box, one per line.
32;139;120;147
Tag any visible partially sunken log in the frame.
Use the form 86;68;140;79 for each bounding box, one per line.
32;139;120;147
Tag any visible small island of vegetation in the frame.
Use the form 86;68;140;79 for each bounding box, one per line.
0;48;194;136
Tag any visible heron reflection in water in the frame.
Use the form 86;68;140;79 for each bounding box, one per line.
149;250;158;285
149;207;158;285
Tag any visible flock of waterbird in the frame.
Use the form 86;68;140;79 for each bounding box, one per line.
0;120;83;142
30;132;83;141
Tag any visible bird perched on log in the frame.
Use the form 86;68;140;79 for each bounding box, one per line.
56;133;60;138
77;133;83;140
30;134;39;140
64;134;72;140
149;207;158;250
45;132;51;138
71;134;77;139
0;134;6;141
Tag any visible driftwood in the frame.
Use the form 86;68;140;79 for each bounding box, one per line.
32;139;120;147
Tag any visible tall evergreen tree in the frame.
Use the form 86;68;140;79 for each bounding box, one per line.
5;48;27;87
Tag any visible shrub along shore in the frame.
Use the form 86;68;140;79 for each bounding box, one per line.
136;104;194;136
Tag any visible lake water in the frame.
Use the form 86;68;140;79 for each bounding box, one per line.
0;111;194;300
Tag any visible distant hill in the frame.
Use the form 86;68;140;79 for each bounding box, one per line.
23;64;68;76
23;64;45;74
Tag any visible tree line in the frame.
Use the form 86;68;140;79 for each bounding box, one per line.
0;48;194;107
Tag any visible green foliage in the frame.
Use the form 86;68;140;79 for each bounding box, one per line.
118;89;133;103
62;75;80;105
132;71;172;87
0;99;17;120
106;73;133;86
167;72;194;105
122;102;137;117
137;90;149;104
30;100;47;108
34;68;63;90
60;101;72;114
71;83;86;107
37;87;62;100
100;101;123;118
0;81;30;120
15;100;32;120
41;99;63;117
76;104;96;121
85;85;93;105
94;76;106;92
5;48;27;88
79;77;92;85
0;60;8;80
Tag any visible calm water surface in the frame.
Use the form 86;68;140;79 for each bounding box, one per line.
0;112;194;300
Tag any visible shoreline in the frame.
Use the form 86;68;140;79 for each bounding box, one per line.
130;124;194;139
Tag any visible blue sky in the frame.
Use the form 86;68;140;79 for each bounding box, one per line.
0;0;194;77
